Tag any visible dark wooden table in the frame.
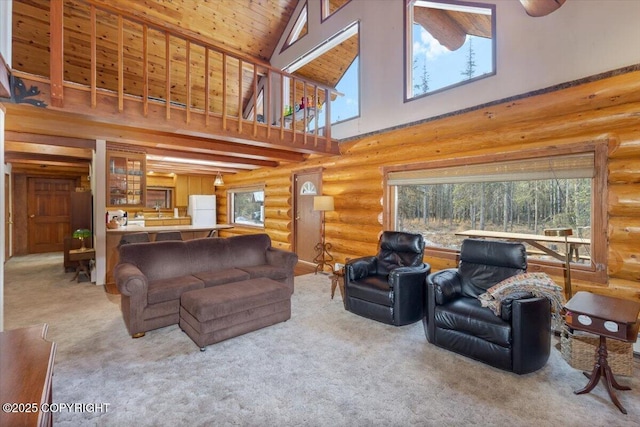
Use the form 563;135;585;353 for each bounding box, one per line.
0;324;56;426
69;247;95;282
564;291;640;414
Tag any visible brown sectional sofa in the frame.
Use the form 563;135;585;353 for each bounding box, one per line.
114;233;298;338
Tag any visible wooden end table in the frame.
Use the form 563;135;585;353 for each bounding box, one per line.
69;248;95;282
564;291;640;414
330;267;345;303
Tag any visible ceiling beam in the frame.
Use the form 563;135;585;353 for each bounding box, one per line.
4;102;308;164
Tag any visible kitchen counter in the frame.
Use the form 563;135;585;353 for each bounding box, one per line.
105;224;233;288
106;223;233;234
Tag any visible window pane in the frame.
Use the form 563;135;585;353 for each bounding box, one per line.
394;178;592;264
407;1;495;98
232;190;265;226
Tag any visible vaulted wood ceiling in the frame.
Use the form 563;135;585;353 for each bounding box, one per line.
6;0;356;177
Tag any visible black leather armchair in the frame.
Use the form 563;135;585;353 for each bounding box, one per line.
345;231;431;326
424;238;551;374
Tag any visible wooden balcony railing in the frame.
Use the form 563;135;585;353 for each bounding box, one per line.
31;0;337;152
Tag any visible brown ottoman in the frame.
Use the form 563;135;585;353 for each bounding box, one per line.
179;277;291;350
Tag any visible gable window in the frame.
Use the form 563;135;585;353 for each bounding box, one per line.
405;0;495;99
286;21;360;130
283;2;308;49
385;144;608;282
321;0;351;21
227;185;265;227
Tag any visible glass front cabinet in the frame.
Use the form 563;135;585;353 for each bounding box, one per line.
107;151;146;206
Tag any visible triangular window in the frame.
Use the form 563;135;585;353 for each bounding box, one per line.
284;3;308;48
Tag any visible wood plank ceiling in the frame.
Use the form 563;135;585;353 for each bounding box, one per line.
7;0;355;177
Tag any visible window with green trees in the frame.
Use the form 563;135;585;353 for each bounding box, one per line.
228;186;265;227
389;153;595;265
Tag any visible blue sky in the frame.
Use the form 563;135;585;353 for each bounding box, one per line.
412;23;493;95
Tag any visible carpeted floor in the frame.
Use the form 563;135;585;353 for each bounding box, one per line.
4;253;640;426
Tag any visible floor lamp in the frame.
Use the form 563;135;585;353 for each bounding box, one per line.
544;227;573;300
313;195;334;274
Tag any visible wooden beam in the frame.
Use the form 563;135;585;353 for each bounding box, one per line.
4;131;95;149
520;0;566;17
49;0;64;107
4;141;93;159
90;5;97;108
3;103;308;164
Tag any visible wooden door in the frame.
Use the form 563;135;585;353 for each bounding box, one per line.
4;176;10;261
27;178;74;253
293;171;322;264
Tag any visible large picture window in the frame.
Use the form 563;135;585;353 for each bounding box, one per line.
405;0;495;99
227;185;265;227
385;144;608;281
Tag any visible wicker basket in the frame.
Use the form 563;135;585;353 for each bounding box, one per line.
560;325;633;376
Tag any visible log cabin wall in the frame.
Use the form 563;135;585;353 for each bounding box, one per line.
217;69;640;303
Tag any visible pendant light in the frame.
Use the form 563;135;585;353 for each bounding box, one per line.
214;172;224;186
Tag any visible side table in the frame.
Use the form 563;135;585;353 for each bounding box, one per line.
330;267;345;303
68;248;95;282
564;291;640;414
0;324;56;427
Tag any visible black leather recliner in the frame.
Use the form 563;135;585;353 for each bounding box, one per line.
345;231;431;326
424;238;551;374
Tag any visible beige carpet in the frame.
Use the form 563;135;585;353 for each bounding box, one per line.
4;253;640;426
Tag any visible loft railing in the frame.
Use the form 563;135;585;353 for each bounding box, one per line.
41;0;335;147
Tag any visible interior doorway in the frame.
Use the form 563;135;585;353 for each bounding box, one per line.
4;175;10;262
293;170;322;265
27;177;74;253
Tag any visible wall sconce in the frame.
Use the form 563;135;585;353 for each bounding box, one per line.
214;172;224;186
313;195;334;274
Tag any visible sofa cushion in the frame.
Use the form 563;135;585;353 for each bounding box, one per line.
434;296;511;347
181;277;290;321
147;275;205;305
225;234;270;267
239;264;289;282
119;240;192;282
187;237;235;273
193;268;250;287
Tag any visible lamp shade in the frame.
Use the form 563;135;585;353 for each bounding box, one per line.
313;196;334;211
214;172;224;186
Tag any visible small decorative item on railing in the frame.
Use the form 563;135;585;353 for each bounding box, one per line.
72;229;92;251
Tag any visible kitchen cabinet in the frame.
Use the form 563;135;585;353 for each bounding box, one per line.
107;151;145;207
144;217;191;227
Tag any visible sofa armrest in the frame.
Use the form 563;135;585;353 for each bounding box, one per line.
427;269;462;305
114;263;148;297
266;247;298;271
346;256;377;281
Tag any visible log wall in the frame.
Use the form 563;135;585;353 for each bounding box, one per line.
218;70;640;303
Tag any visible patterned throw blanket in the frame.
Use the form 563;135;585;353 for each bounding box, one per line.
478;272;566;328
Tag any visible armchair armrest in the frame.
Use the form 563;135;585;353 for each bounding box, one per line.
346;256;377;281
427;269;462;305
114;263;148;297
390;264;431;325
511;297;551;374
389;264;431;288
266;247;298;271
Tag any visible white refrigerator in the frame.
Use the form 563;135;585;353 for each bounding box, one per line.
188;195;217;227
